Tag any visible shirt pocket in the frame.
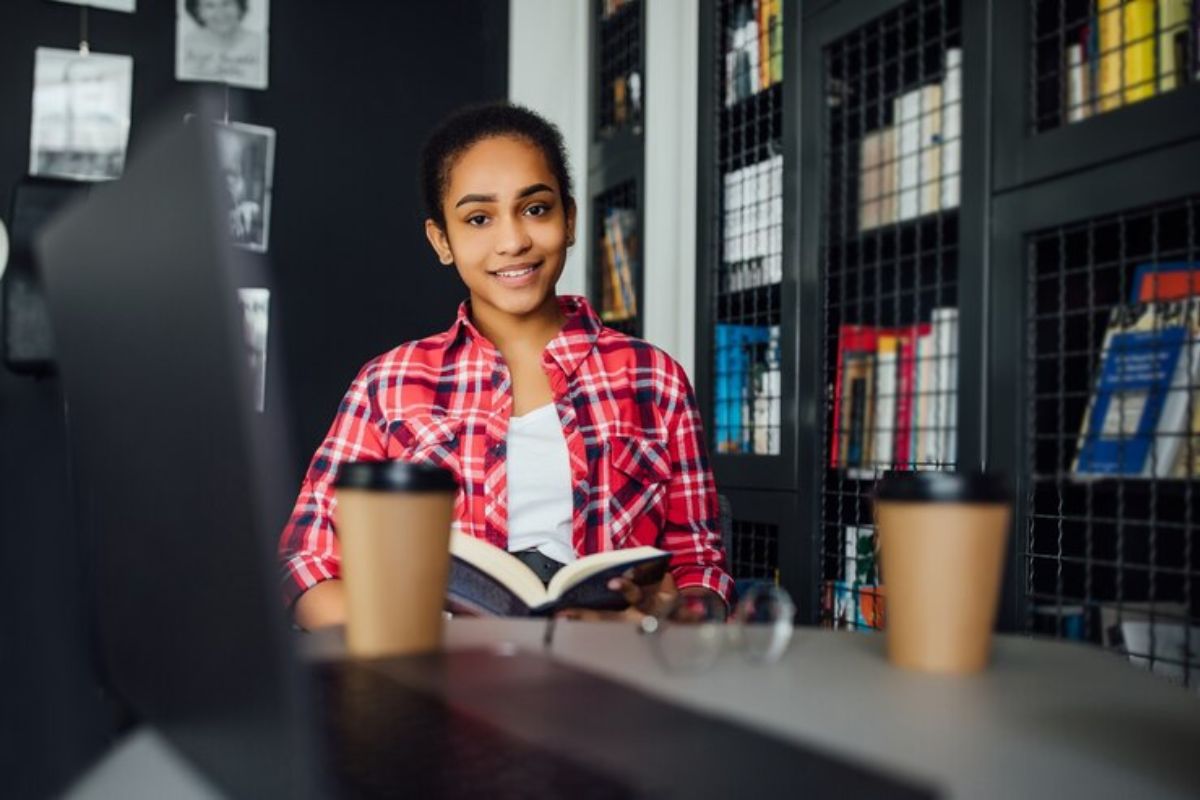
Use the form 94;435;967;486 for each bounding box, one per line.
395;415;464;477
607;435;672;548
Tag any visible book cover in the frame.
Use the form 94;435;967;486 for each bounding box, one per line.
893;85;942;222
716;323;772;453
447;531;670;617
859;130;885;232
1123;0;1157;104
1072;300;1199;476
756;0;771;92
1097;0;1124;112
1130;262;1200;303
600;221;626;321
830;325;878;466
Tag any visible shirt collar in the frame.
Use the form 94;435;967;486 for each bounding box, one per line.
450;294;602;377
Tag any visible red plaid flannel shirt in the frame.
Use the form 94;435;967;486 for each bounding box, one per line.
279;295;732;609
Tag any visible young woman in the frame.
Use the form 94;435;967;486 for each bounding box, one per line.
279;104;731;629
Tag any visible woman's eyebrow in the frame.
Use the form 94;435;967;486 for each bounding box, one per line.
454;183;555;209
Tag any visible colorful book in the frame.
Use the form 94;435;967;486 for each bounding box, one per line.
1130;262;1200;303
768;0;783;85
1097;0;1124;112
892;324;930;466
1073;299;1200;477
1122;0;1157;104
932;308;959;467
830;325;878;467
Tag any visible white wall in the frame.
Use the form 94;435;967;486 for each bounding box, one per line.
508;0;590;298
509;0;699;378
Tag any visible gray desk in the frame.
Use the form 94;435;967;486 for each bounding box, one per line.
70;620;1200;799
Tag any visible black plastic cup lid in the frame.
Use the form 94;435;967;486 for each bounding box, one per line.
334;460;458;492
874;471;1011;504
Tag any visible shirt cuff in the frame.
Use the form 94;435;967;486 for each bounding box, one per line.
671;565;735;608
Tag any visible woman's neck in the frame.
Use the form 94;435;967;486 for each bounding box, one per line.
471;294;565;357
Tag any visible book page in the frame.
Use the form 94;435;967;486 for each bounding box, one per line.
450;531;547;610
546;546;667;601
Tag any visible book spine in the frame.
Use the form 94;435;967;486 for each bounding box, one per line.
1067;44;1092;122
1123;0;1157;104
893;89;921;222
859;131;883;233
831;325;853;466
756;0;770;92
1097;0;1124;112
918;84;943;217
941;48;962;210
1158;0;1191;91
769;0;783;85
893;330;918;466
873;336;899;470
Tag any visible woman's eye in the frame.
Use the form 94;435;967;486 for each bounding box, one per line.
466;214;488;226
525;204;549;217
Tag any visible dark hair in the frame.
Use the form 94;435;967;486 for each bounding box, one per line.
419;103;574;230
185;0;248;25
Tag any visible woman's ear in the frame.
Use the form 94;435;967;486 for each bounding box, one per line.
424;219;455;266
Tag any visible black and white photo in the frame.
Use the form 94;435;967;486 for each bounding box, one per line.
29;47;133;182
50;0;137;12
215;121;274;252
237;288;269;412
176;0;269;90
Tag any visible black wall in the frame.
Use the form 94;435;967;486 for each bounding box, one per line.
0;2;508;796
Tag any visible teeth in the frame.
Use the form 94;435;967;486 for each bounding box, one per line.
496;267;535;278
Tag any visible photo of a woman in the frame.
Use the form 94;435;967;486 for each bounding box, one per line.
175;0;269;90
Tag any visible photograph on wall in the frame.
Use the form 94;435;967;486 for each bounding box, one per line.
176;0;270;90
215;121;274;252
29;47;133;182
50;0;137;11
238;288;269;412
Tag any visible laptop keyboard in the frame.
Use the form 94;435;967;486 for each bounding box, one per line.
314;660;635;799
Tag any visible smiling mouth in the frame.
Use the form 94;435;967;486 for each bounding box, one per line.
491;262;541;279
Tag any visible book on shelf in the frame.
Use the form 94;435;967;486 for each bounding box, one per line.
1097;0;1124;112
715;323;779;455
1123;0;1158;104
821;580;886;631
1130;262;1200;303
831;314;955;474
607;208;638;318
1072;298;1200;478
447;531;670;617
599;208;637;323
830;325;877;469
893;83;943;222
1159;0;1192;91
1067;43;1093;122
724;0;782;108
858;129;897;232
842;525;878;585
722;154;784;289
940;48;962;211
871;335;900;471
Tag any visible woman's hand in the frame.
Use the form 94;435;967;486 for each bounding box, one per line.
556;572;683;622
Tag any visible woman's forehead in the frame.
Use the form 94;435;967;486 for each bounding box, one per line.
448;136;558;196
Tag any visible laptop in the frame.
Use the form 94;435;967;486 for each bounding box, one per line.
38;93;935;799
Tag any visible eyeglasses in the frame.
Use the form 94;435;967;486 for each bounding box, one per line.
637;584;796;673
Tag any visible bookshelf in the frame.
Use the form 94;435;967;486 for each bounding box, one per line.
697;0;810;617
698;0;1199;683
588;0;645;336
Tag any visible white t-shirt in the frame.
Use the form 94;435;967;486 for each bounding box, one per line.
504;403;576;565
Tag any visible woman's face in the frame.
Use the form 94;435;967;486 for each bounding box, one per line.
196;0;244;36
427;135;575;323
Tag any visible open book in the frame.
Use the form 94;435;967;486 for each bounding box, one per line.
447;531;670;617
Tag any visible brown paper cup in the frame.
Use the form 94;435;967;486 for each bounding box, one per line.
875;472;1012;674
334;461;457;658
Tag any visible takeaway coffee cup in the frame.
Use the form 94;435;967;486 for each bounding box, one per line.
874;471;1012;674
334;460;458;658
